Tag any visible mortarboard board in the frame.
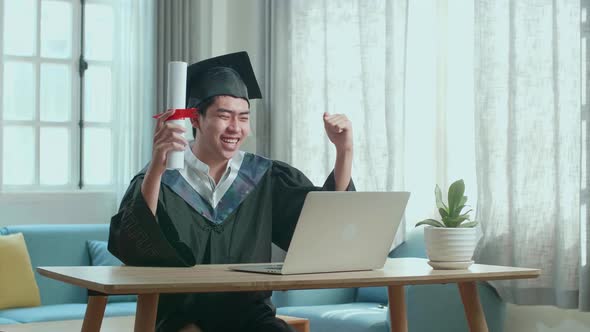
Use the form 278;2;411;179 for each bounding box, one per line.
186;51;262;108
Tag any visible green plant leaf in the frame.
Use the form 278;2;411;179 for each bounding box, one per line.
415;219;445;228
455;217;471;227
442;218;452;227
444;214;471;227
459;221;478;228
447;179;465;216
459;196;468;208
435;185;447;210
449;206;461;218
453;206;464;217
458;209;473;218
442;216;458;227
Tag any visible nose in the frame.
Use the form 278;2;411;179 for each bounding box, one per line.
227;118;239;132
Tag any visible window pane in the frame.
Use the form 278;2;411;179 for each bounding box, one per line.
3;126;35;185
41;0;73;59
84;66;112;122
40;127;70;185
84;4;113;61
3;0;37;56
3;62;36;121
83;128;111;185
40;64;71;121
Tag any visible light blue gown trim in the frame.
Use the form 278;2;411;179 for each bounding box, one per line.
139;153;272;224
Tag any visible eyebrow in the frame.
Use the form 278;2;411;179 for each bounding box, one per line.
216;109;250;116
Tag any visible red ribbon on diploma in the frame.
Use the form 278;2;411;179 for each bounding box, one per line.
152;108;198;121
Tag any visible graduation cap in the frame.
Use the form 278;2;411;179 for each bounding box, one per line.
186;51;262;108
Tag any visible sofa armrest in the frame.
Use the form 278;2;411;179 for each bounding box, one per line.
350;228;427;304
388;227;427;259
272;288;357;308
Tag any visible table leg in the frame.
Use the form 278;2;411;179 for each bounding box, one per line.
387;285;407;332
134;293;160;332
457;282;489;332
81;295;107;332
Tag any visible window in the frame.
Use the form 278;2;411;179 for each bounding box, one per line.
272;0;477;234
0;0;115;191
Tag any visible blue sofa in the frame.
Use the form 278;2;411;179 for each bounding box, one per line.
0;224;136;324
0;224;506;331
275;229;506;332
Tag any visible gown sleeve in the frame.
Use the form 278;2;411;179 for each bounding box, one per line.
271;160;355;251
108;175;196;267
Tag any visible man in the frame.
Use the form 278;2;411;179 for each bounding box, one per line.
108;52;354;332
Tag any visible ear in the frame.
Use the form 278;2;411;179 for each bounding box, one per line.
190;114;200;130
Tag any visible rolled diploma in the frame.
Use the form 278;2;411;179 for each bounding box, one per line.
166;61;188;169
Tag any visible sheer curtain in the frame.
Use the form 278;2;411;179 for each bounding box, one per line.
270;0;589;310
473;1;587;309
270;0;409;247
112;0;156;201
155;0;209;114
269;0;477;246
112;0;208;201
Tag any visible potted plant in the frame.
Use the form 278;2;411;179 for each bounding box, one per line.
416;179;479;269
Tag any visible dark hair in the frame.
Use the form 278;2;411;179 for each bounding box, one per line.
191;96;218;138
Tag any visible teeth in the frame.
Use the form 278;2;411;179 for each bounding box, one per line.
221;138;238;144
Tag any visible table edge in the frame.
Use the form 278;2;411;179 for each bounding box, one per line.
37;266;540;295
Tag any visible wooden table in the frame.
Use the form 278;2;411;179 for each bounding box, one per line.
37;258;540;332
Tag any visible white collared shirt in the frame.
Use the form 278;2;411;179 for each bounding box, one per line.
179;141;244;208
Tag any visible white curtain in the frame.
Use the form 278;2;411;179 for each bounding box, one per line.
269;0;478;246
112;0;156;201
155;0;208;114
155;0;235;148
271;0;589;310
473;0;587;309
111;0;216;198
270;0;409;247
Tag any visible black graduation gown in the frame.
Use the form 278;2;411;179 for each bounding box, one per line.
108;153;354;332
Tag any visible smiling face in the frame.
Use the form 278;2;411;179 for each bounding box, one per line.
191;95;250;165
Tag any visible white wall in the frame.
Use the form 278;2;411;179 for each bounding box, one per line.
208;0;266;154
0;192;117;226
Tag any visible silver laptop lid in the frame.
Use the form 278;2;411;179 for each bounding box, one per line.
281;191;410;274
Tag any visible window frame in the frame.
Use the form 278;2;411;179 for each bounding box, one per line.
0;0;117;192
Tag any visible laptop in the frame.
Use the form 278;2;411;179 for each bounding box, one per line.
230;191;410;275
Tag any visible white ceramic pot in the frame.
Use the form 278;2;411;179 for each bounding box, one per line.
424;226;478;269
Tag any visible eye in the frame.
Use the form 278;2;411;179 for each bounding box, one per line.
219;114;230;120
239;116;249;122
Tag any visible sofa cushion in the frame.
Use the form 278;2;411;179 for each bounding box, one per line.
0;224;110;305
0;302;136;323
0;233;41;310
87;241;137;303
355;287;388;305
0;317;19;324
277;302;388;332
